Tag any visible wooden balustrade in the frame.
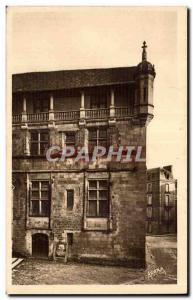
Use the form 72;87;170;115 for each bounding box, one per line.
12;107;131;124
12;114;22;124
85;108;109;119
54;110;80;121
115;107;131;117
26;112;49;122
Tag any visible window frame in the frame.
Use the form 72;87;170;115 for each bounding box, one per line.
165;194;170;207
88;127;108;153
87;179;109;218
147;194;152;205
147;174;151;181
143;86;148;103
147;221;152;233
65;132;76;147
29;180;50;217
66;189;74;211
147;183;152;193
164;207;171;221
30;130;49;156
146;206;153;219
165;183;169;193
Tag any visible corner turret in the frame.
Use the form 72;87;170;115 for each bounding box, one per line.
134;41;156;126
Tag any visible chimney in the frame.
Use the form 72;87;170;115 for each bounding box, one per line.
163;165;172;174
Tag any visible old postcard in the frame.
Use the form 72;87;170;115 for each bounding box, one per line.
6;6;187;294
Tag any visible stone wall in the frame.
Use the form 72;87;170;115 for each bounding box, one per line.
12;119;147;267
12;173;27;256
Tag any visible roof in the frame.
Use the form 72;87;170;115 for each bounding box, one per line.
147;166;173;175
136;61;156;77
147;167;160;173
12;66;136;93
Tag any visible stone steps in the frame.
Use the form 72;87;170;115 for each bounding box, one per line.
12;258;24;269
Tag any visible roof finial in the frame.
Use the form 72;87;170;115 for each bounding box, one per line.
142;41;147;61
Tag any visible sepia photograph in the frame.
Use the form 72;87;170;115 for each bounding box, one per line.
6;6;187;294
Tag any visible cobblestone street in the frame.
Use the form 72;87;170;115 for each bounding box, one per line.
12;236;177;285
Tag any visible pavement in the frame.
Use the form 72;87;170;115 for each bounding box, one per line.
12;235;177;285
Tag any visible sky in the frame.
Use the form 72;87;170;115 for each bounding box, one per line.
7;6;187;192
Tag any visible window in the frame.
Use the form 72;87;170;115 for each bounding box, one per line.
143;86;148;102
147;174;151;181
164;209;170;221
147;183;152;193
30;181;50;217
165;195;170;206
88;128;107;152
147;195;152;205
30;130;49;155
165;184;169;193
66;132;75;147
67;233;73;246
67;190;74;210
147;222;152;233
33;99;49;113
147;206;153;218
87;180;108;217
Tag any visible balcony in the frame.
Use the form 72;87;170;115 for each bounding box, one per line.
85;108;109;119
26;112;49;123
115;107;130;117
12;114;22;124
54;110;80;121
12;107;132;124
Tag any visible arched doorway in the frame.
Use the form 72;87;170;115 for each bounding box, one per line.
32;233;49;258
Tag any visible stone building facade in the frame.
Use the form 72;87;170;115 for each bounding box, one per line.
146;165;177;235
12;42;156;267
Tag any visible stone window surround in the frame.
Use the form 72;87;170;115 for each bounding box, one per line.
30;129;49;156
146;206;153;219
147;194;152;205
87;179;109;218
147;183;152;193
29;180;50;217
66;189;74;211
88;127;108;153
165;194;170;207
23;125;112;157
83;173;112;231
165;183;169;193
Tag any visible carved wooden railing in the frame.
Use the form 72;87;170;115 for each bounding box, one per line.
12;114;22;124
85;108;109;119
26;112;49;122
54;110;80;121
115;107;131;117
12;107;132;124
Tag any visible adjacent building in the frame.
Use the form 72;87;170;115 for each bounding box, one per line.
146;165;177;235
12;42;156;267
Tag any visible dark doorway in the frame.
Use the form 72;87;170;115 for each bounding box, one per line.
32;233;49;258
